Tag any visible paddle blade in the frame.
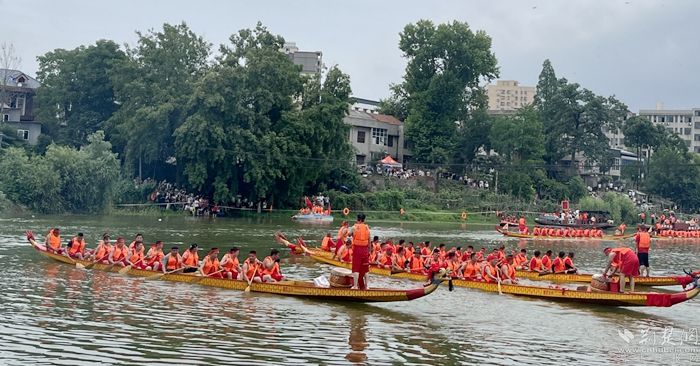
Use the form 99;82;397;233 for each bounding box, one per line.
244;285;251;292
448;279;454;292
145;273;164;281
76;262;86;269
118;265;132;275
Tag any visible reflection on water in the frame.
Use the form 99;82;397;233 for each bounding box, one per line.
0;215;699;365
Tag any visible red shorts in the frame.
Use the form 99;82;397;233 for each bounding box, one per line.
270;273;283;281
224;271;239;279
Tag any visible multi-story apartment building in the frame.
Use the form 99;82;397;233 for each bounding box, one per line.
281;42;323;76
638;106;700;153
344;109;409;166
0;69;41;144
486;80;536;112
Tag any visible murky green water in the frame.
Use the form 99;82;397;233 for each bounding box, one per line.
1;214;699;365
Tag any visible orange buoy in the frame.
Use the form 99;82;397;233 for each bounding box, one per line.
461;211;468;220
343;207;350;216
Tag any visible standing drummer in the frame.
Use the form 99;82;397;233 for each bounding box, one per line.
348;213;371;290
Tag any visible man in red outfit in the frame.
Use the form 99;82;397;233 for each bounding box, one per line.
349;214;370;289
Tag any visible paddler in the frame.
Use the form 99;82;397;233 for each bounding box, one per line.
161;246;182;273
337;239;353;263
378;246;394;269
529;250;543;273
541;250;553;273
67;233;86;259
320;233;333;251
552;251;567;273
200;248;224;278
481;258;500;283
44;228;64;255
220;247;241;280
127;241;145;268
393;246;409;271
635;225;651;277
261;249;284;283
348;213;371;290
564;252;577;274
129;233;144;252
242;250;263;283
143;241;165;271
335;221;349;257
518;216;528;234
514;249;528;270
408;251;425;274
500;255;517;284
445;251;462;277
462;253;479;280
108;237;129;267
602;247;639;293
181;244;200;273
91;233;112;263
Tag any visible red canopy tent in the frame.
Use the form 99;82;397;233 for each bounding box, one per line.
380;155;402;168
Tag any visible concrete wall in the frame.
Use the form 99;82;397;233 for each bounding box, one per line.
4;121;41;145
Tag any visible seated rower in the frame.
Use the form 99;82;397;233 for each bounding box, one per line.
541;250;553;273
143;241;165;271
108;237;129;267
337;239;353;263
461;245;474;262
320;233;333;251
500;255;517;284
515;249;528;270
161;246;182;273
529;250;544;273
242;250;263;283
181;244;200;273
462;253;480;280
127;241;145;268
129;233;144;252
444;251;462;277
437;244;447;259
532;226;541;236
481;258;500;283
261;249;284;283
420;241;432;257
552;251;567;274
393;247;409;271
45;228;64;255
564;252;577;274
220;247;241;280
67;233;86;259
91;233;113;263
378;246;394;269
201;248;224;278
408;251;425;274
475;248;485;262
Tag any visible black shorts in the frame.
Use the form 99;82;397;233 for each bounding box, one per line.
637;252;649;267
183;267;198;273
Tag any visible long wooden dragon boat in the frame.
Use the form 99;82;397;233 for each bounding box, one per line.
27;235;446;303
282;239;698;288
306;251;700;307
496;227;634;241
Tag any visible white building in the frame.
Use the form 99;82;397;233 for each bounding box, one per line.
281;42;323;76
638;105;700;153
486;80;536;112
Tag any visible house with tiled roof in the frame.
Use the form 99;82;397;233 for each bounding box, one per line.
0;69;41;144
344;99;411;166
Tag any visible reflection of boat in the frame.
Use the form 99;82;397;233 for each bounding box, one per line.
27;236;445;303
308;252;700;307
534;210;614;229
496;227;633;241
294;244;697;288
292;213;334;223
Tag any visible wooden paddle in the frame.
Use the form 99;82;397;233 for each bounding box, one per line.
244;265;259;292
192;269;224;283
145;267;186;280
119;258;144;275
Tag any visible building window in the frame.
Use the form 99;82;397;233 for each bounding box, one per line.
2;114;8;122
387;136;394;147
685;128;692;135
356;155;365;165
16;96;25;115
694;134;700;142
357;131;365;143
695;147;700;153
372;128;387;146
17;129;29;140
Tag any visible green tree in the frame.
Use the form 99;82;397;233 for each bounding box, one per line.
621;115;663;186
535;59;563;165
646;145;700;210
387;20;498;164
35;40;126;145
109;22;211;180
489;105;544;163
453;109;491;164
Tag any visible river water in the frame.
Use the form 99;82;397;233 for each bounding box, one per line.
1;214;699;365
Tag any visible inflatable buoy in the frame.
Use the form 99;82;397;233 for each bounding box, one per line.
343;207;350;216
400;208;405;216
461;211;468;220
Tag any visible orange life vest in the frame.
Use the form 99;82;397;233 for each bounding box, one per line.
321;236;332;251
95;243;111;260
610;247;633;267
112;245;127;261
68;237;85;255
533;227;541;236
446;260;460;273
222;254;239;271
244;258;260;279
637;232;651;250
500;263;516;280
145;247;164;264
337;226;348;244
541;255;552;271
352;223;370;246
409;256;424;272
182;250;199;267
394;254;407;268
129;248;144;264
340;247;352;262
482;263;498;283
380;255;393;267
166;253;182;270
463;262;478;278
202;256;221;275
564;257;574;269
261;256;280;277
47;232;61;250
529;257;543;271
552;257;566;273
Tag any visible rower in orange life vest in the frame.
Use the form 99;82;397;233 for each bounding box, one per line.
518;216;528;234
337;239;353;263
108;237;129;267
44;228;64;255
129;233;144;253
514;249;528;270
392;247;409;271
481;258;500;283
603;246;640;293
261;249;285;283
320;233;333;251
348;213;371;290
200;248;224;278
220;247;241;280
564;252;577;274
143;241;165;271
378;246;394;269
541;250;553;273
552;251;567;274
181;244;200;273
334;221;349;257
126;241;145;268
91;233;113;263
408;250;425;274
67;232;86;259
461;253;480;280
635;225;651;277
529;250;544;273
161;246;182;273
444;251;462;278
242;250;263;283
500;255;517;284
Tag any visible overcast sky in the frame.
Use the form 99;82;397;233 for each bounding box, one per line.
3;0;696;112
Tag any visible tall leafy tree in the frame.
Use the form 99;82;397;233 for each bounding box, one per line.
109;22;211;180
386;20;498;164
622;115;663;185
489;105;544;163
35;40;126;145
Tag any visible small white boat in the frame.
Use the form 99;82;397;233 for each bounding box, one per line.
292;213;334;223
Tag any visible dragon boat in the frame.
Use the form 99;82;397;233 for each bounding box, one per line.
495;227;634;241
27;233;446;303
